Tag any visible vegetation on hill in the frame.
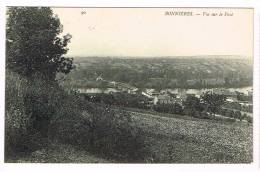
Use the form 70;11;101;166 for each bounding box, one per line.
5;7;149;162
63;57;253;89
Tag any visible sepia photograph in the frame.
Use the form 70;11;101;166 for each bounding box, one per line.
4;6;254;164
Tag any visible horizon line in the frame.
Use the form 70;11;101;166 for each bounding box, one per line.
67;54;253;59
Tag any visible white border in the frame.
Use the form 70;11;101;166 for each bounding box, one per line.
253;2;260;169
1;0;259;8
0;1;259;172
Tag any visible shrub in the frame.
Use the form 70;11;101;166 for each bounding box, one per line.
48;93;150;162
5;70;29;156
6;70;150;162
246;116;253;123
88;107;150;161
47;90;91;146
153;103;183;114
5;70;66;156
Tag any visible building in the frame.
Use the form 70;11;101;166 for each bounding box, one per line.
155;95;173;105
141;91;154;98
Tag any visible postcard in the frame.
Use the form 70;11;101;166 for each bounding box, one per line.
1;1;260;172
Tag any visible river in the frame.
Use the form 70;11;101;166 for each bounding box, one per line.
78;86;253;95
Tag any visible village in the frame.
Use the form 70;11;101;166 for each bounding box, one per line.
76;76;253;120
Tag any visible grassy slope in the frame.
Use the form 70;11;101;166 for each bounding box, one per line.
7;108;252;163
125;110;252;163
6;143;113;163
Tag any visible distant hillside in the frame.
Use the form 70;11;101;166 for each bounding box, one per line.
62;56;253;89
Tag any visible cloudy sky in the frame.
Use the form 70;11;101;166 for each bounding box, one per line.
53;8;253;57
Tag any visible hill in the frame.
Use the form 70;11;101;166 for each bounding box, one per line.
62;56;253;89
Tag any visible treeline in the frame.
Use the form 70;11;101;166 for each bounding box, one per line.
83;92;151;109
81;92;253;123
66;57;253;89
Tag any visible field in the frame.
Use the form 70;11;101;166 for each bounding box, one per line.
7;106;252;163
124;110;252;163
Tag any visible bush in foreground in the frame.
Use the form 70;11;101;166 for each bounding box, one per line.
5;70;63;157
48;93;151;162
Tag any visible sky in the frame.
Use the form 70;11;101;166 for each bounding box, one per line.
52;8;253;57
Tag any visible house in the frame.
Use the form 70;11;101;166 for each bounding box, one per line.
142;91;154;98
78;88;103;94
146;89;160;96
226;97;237;102
172;98;183;104
156;95;173;105
110;81;116;86
213;89;237;97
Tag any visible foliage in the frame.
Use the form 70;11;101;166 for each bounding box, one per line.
5;70;62;156
183;96;204;117
5;70;29;156
153;103;183;114
5;143;112;163
6;7;74;80
237;92;252;102
5;7;75;156
246;116;253;123
48;93;150;162
64;57;253;89
87;107;149;161
223;101;253;113
5;7;149;162
201;92;226;114
84;92;150;109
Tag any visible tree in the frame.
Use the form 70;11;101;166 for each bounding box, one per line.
172;103;183;114
201;91;226;114
6;7;74;80
6;7;75;140
234;111;242;120
183;96;204;116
